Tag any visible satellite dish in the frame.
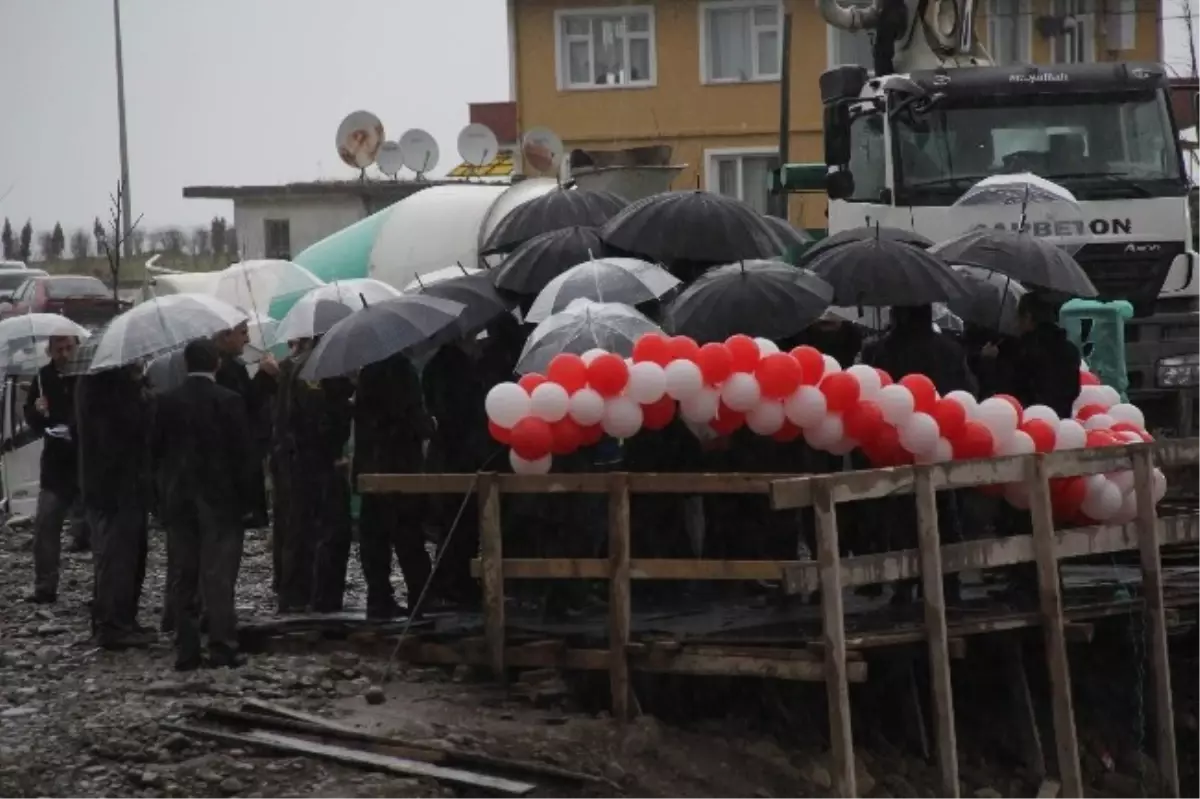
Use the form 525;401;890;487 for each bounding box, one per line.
376;141;404;178
336;110;385;169
399;128;440;176
520;127;564;176
457;123;500;167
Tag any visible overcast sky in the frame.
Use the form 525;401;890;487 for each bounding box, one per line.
0;0;508;236
0;0;1195;238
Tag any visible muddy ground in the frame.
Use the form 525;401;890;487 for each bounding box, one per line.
0;525;1194;798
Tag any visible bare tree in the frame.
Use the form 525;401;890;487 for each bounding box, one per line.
210;217;227;258
191;227;211;257
161;228;185;254
93;180;144;302
131;228;146;255
70;229;90;260
36;231;54;260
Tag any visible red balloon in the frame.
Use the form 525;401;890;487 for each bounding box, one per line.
932;398;967;441
695;342;734;386
642;396;677;430
1020;419;1056;453
547;353;588;393
772;420;802;442
899;374;938;414
844;400;884;442
756;352;803;400
820;372;860;414
863;423;907;466
710;402;745;435
632;333;673;366
993;393;1024;426
726;334;761;373
488;420;511;444
1050;476;1087;521
790;345;825;385
510;417;553;461
586;353;630;398
952;421;995;460
518;373;546;393
1080;370;1101;386
876;368;893;388
580;423;604;446
1110;421;1147;438
1075;403;1108;421
1085;429;1120;448
549;417;583;455
667;335;701;363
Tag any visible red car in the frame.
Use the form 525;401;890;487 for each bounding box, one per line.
0;275;129;329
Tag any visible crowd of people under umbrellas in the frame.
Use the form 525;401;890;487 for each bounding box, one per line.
14;180;1098;670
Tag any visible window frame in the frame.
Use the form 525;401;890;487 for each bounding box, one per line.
698;0;785;85
704;147;781;211
1049;0;1096;65
825;0;876;72
263;218;292;261
553;5;658;92
985;0;1032;65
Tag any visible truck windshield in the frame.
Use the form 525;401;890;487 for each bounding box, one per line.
892;89;1187;204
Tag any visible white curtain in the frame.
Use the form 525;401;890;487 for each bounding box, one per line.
740;157;777;214
708;9;751;80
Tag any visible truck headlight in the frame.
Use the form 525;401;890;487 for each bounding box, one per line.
1156;353;1200;388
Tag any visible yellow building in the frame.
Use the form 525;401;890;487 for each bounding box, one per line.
505;0;1163;232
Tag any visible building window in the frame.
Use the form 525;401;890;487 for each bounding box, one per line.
700;1;783;83
264;219;291;260
1050;0;1095;64
827;0;875;72
987;0;1030;65
555;6;655;90
707;149;781;215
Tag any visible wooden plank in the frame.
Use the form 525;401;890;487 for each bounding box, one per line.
608;473;633;721
478;473;506;682
1025;455;1083;798
914;467;959;798
363;472;797;495
1005;638;1047;780
1131;447;1181;797
470;558;794;580
812;477;856;797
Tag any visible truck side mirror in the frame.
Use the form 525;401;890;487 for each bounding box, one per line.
827;170;855;201
823;103;852;168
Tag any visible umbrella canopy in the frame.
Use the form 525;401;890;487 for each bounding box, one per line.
403;264;482;291
516;299;663;375
0;313;91;372
956;173;1078;208
526;257;679;324
800;225;933;265
761;214;813;252
274;278;401;343
825;303;964;333
947;264;1028;336
664;260;833;343
930;228;1098;297
807;237;969;307
63;320;112;377
491;226;607;298
88;294;247;373
953;173;1084;255
214;259;325;321
299;294;465;380
600;191;782;264
406;271;511;335
481;189;628;255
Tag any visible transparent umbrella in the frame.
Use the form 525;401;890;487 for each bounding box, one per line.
953;173;1084;254
88;293;247;372
0;314;90;374
825;304;963;333
213;259;325;323
403;263;482;291
516;299;663;375
274;278;401;343
526;257;679;324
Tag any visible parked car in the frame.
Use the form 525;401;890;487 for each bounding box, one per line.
0;268;46;304
0;274;128;328
0;260;28;270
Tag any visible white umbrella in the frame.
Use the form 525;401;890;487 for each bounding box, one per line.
274;278;401;343
213;259;324;318
403;264;482;292
516;298;663;374
88;293;247;372
525;257;679;324
0;314;91;376
953;173;1083;253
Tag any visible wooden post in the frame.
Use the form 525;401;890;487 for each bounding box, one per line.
813;477;856;797
1024;456;1083;797
478;473;505;682
914;467;959;798
608;472;633;721
1130;447;1180;797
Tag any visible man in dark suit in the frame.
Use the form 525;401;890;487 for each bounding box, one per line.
153;338;254;670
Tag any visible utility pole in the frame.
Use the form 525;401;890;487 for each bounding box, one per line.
113;0;133;258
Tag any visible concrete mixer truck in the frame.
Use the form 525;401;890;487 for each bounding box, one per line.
776;0;1198;435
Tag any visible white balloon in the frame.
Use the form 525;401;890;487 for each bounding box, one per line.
721;372;762;413
898;412;939;456
510;450;552;475
1077;384;1108;409
485;382;531;429
1023;404;1060;426
784;386;826;428
602;397;643;439
846;363;882;400
977;397;1019;442
679;387;720;424
999;429;1036;457
943;390;979;420
664;359;704;401
567;388;606;426
1108;470;1136;494
877;384;915;426
626;361;667;404
829;436;859;455
1152;467;1167;503
1115;430;1144;444
1097;385;1121;408
754;337;780;356
529;382;570;422
1107;403;1146;429
822;354;842;377
915;437;954;464
1081;476;1122;522
746;401;786;436
806;413;844;451
1113;490;1138;524
1054;419;1087;450
580;348;607;365
1004;482;1031;510
1083;413;1115;431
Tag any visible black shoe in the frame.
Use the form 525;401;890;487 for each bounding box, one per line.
24;590;56;604
67;538;90;553
174;655;203;672
206;646;244;669
96;630;156;651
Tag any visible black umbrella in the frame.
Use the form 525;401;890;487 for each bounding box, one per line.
312;299;353;336
930;228;1098;297
481;189;627;255
299;294;465;380
664;260;834;343
490;226;607;298
800;225;933;265
408;271;512;334
947;264;1028;336
762;214;813;253
600;191;781;264
807;237;970;307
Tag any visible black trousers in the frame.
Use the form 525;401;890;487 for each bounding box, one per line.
166;500;244;662
358;493;430;610
89;503;148;638
311;467;351;612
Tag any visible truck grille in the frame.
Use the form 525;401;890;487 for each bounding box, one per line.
1072;251;1175;316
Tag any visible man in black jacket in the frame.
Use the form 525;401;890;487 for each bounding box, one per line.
153;339;254;670
977;293;1081;419
24;335;85;604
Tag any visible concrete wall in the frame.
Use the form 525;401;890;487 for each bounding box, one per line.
232;195;367;260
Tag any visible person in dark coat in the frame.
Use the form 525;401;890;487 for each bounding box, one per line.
268;338;307;604
978;293;1081;419
77;363;155;649
214;321;278;528
356;351;434;618
24;335;86;604
153;339;254;670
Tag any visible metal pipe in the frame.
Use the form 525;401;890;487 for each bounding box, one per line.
773;11;793;220
113;0;133;257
